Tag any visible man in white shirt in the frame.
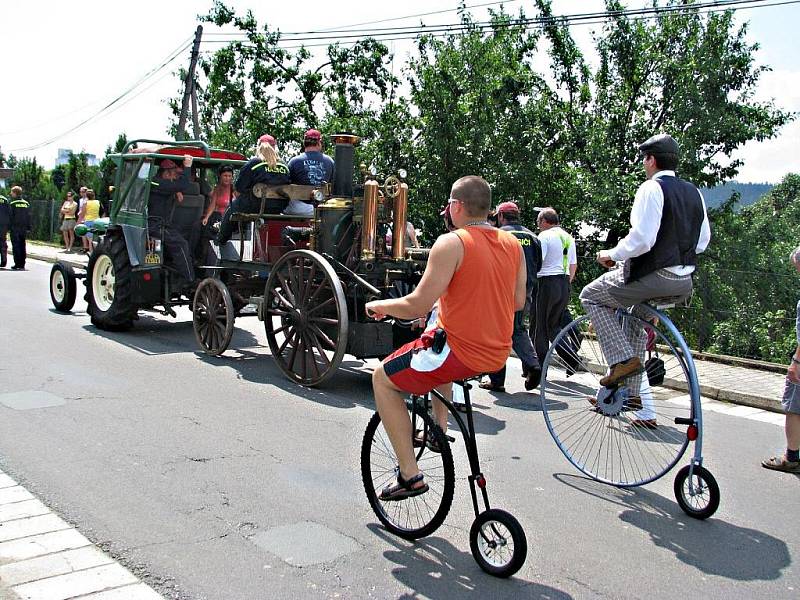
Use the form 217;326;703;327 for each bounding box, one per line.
528;207;577;389
580;134;711;427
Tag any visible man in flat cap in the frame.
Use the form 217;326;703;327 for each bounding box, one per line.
579;133;711;428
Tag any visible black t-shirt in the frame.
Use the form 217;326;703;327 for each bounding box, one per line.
148;167;191;221
234;157;291;196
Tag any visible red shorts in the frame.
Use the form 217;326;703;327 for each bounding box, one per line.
383;333;477;395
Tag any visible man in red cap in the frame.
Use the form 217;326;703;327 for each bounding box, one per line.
148;155;196;287
480;201;542;392
287;129;334;186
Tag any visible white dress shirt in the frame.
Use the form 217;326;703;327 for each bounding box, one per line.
608;170;711;276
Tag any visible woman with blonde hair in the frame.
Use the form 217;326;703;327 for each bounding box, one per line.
216;134;290;245
77;189;101;253
59;191;78;251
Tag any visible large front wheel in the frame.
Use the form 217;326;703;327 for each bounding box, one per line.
541;313;693;487
264;250;348;386
361;407;455;540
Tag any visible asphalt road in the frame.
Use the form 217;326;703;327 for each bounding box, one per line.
1;259;798;599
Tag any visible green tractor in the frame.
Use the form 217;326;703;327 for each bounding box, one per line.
49;139;247;330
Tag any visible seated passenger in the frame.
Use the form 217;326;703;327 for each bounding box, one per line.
216;134;290;245
148;155;195;288
202;165;235;227
287;128;334;186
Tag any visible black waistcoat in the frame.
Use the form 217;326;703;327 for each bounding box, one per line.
628;176;704;283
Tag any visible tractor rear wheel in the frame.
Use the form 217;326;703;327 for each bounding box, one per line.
84;233;137;331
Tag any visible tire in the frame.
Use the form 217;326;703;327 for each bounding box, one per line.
264;250;348;386
193;278;235;355
673;464;720;519
50;262;77;313
84;233;137;331
469;509;528;578
541;313;691;487
361;407;455;540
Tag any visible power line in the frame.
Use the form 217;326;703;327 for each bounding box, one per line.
202;0;784;45
7;38;192;153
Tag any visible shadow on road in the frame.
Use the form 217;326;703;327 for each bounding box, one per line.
553;473;790;581
367;524;572;599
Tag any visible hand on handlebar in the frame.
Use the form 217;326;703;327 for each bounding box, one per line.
596;251;616;269
365;301;386;321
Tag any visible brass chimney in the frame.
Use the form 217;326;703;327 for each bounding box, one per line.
391;183;409;260
361;180;379;259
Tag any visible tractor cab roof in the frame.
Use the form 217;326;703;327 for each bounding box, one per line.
112;139;248;167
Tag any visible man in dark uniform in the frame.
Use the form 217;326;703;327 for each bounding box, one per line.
480;201;543;392
8;186;31;270
0;192;9;268
287;129;334;186
148;155;195;288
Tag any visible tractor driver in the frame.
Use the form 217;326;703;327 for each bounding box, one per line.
149;155;196;289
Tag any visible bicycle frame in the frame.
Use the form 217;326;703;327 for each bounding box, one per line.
410;380;491;518
634;304;705;469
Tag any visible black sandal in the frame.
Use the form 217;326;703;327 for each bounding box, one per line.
412;429;454;453
379;471;429;502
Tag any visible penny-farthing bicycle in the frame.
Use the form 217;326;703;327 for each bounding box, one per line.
361;379;528;577
540;300;720;519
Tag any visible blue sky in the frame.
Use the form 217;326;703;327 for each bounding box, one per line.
0;0;797;183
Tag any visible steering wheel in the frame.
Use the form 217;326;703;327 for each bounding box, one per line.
383;175;401;199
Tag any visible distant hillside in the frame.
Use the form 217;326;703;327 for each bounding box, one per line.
700;182;773;209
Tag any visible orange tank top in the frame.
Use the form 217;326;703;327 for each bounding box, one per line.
436;227;521;373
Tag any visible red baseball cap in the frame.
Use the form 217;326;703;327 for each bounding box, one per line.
304;128;322;141
258;134;277;147
495;201;520;214
159;158;178;170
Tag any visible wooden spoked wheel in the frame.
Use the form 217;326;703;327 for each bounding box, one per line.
193;278;235;356
264;250;348;386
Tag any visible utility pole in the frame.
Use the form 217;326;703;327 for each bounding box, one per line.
190;83;201;141
177;25;203;141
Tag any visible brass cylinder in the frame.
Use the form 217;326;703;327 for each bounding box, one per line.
392;183;409;260
361;180;379;259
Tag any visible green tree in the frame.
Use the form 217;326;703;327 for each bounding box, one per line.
171;0;398;162
97;133;128;206
534;0;792;248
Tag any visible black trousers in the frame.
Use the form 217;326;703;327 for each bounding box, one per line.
149;224;194;283
10;228;27;268
0;224;7;266
531;275;571;364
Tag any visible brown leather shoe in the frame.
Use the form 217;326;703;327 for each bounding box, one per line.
599;357;642;387
629;418;658;429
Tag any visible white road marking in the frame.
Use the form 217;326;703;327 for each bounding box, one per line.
0;469;164;599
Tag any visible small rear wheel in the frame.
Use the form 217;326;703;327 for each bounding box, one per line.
469;509;527;578
361;406;454;540
193;278;235;355
673;464;720;519
50;262;77;312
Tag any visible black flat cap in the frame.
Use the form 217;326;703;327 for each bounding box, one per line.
638;133;680;157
